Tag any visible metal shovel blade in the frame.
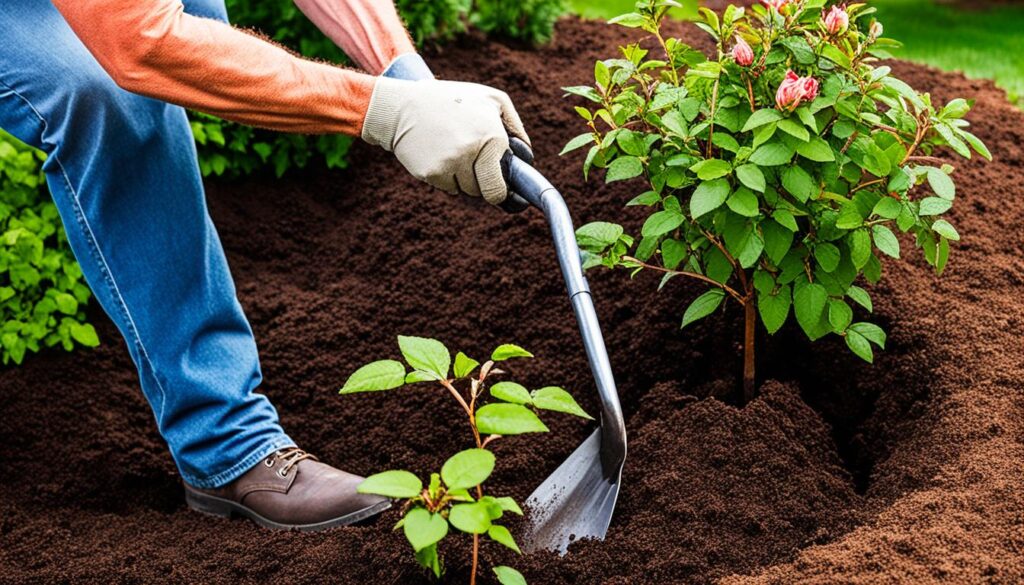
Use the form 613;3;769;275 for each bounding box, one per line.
522;428;623;554
504;155;628;555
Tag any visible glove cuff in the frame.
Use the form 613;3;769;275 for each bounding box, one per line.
361;77;407;151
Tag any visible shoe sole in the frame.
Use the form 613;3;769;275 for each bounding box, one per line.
184;485;391;532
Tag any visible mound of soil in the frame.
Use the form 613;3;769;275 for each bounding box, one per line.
2;17;1022;584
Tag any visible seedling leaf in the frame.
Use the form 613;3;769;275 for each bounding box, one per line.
341;360;406;394
403;508;449;552
490;381;533;405
441;449;495;490
358;470;422;499
476;403;549;435
531;387;593;419
491;344;534;361
398;336;450;380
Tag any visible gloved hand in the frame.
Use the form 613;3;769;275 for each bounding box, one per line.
361;77;532;205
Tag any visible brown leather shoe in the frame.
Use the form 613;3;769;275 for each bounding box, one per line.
184;447;390;531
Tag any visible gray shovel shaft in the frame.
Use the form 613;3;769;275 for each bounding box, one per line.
504;155;627;473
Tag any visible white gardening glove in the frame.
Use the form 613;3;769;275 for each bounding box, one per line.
361;77;532;205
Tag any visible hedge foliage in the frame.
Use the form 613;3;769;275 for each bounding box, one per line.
0;131;98;365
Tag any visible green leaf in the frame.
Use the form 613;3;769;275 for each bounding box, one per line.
398;336;450;380
961;131;992;161
491;344;534;361
690;159;732;180
449;502;493;534
777;118;810;142
847;286;873;312
772;209;799;232
735;164;766;192
828;299;854;333
403;508;449;552
873;198;902;219
845;329;873;363
793;137;835;162
608;12;646;27
741;108;784;132
850;322;887;348
476;403;549;435
932;219;960;241
54;293;78;315
415;543;441;578
441;449;495;490
494;566;528;585
69;323;99;347
836;203;864;229
491;496;523;516
490;381;533;405
872;225;900;258
849;229;872;269
762;220;794;265
758;285;791;334
749;142;795;166
926;167;956;200
918;197;952;216
661;238;688;270
405;370;437;384
531;387;593;419
681;289;725;328
487;525;521;554
815;243;840;272
781;165;816;202
690;179;731;219
794;283;828;338
454;352;479;378
606;156;644;182
358;470;422;499
642;210;686;237
560;133;594;156
576;222;623;251
627;191;661;207
727;187;759;217
340;360;407;394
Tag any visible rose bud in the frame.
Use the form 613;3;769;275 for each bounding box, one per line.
800;75;820;101
775;70;805;110
824;5;849;35
732;37;754;67
870;21;884;38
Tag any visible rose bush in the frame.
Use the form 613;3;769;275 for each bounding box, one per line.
564;0;990;401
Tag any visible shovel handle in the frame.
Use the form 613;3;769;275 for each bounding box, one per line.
385;54;627;473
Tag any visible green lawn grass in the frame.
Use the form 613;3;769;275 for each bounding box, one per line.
871;0;1024;104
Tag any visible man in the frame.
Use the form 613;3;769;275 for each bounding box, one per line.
0;0;530;530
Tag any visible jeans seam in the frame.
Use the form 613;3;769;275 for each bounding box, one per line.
184;436;296;488
0;76;171;422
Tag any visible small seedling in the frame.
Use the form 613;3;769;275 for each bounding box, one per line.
565;0;989;402
341;336;592;585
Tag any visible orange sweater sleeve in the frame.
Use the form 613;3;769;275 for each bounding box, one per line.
51;0;376;135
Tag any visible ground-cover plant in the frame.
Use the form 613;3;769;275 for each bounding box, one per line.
564;0;990;402
340;336;592;585
0;131;97;365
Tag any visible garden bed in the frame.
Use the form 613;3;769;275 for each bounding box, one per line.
1;17;1022;584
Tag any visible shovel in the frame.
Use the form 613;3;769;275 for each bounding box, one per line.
501;153;627;555
384;56;627;555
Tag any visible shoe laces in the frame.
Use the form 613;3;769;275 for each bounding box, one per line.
264;447;317;478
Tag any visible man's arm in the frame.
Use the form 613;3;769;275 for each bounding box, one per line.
52;0;375;135
293;0;416;74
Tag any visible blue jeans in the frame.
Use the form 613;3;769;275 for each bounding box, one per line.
0;0;294;488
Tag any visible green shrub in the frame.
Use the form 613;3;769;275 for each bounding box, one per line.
471;0;566;44
0;131;98;365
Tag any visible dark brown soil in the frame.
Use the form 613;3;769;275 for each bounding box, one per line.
2;17;1023;585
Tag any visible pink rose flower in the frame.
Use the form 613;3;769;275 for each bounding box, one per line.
732;37;754;67
761;0;789;11
775;70;819;110
824;5;849;35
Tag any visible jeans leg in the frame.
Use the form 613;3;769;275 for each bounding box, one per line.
0;0;292;487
